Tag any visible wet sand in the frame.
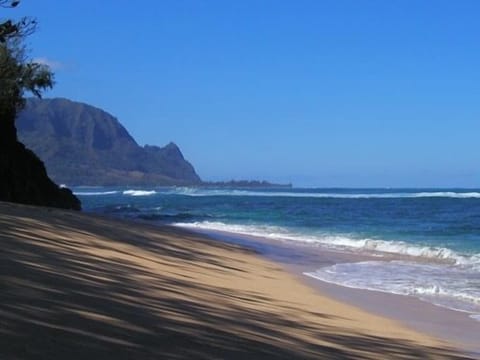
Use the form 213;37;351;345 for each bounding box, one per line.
188;227;480;357
0;201;473;359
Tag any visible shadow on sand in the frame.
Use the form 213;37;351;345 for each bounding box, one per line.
0;204;473;359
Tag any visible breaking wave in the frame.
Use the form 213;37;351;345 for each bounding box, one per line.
123;190;157;196
74;191;119;196
171;188;480;199
305;260;480;316
173;221;480;267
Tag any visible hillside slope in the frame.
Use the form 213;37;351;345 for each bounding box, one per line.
17;98;201;186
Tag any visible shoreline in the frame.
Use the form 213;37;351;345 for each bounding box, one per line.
179;226;480;356
0;201;473;359
299;272;480;356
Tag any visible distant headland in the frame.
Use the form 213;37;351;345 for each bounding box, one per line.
200;180;292;189
17;98;201;187
17;98;290;189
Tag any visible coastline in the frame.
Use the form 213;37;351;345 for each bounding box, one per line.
191;226;480;356
0;201;473;359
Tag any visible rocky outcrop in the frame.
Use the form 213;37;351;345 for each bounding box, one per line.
0;105;81;210
17;98;202;186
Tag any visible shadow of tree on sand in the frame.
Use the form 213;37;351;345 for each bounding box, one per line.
0;204;473;359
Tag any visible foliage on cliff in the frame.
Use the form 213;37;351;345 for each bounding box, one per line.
0;0;81;209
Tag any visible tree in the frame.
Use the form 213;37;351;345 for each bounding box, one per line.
1;0;53;142
0;0;22;42
0;0;81;210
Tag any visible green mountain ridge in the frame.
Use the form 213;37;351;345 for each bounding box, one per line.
17;98;201;186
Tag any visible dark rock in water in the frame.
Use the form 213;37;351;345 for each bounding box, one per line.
17;98;201;186
0;110;81;210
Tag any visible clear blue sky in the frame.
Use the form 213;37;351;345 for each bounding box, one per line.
11;0;480;187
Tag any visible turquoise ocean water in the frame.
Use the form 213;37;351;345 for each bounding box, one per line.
76;187;480;320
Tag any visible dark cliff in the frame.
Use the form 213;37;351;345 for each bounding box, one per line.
0;103;81;210
17;98;201;186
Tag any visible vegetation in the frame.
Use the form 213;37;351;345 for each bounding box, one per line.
0;0;81;209
18;98;202;186
1;0;53;135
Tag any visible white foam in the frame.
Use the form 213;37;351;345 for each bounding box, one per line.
74;190;119;196
123;190;157;196
413;192;480;198
171;188;480;199
175;218;480;315
76;187;480;199
470;314;480;322
174;221;291;240
305;260;480;314
173;221;480;267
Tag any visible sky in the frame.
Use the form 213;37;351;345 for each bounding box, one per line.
7;0;480;187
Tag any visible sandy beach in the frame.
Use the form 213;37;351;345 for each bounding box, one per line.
0;201;473;359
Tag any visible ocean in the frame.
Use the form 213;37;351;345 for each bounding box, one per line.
76;187;480;321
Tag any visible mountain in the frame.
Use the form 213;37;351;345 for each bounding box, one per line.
17;98;201;186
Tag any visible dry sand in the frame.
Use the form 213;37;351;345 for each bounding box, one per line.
0;201;473;359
